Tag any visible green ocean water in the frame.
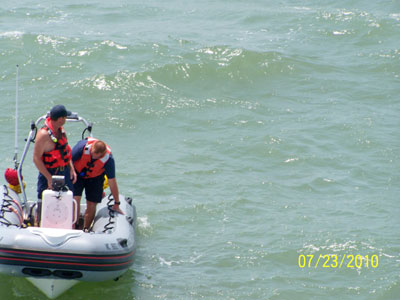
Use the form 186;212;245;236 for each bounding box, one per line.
0;1;399;299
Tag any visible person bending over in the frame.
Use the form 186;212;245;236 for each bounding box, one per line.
72;137;123;230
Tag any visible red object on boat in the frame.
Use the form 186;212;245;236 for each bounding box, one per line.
4;168;20;186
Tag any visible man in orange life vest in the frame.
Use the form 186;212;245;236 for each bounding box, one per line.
72;137;123;230
33;105;77;200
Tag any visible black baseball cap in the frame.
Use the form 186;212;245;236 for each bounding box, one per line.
50;105;71;119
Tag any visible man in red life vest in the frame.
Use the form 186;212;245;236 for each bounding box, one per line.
72;137;123;230
33;105;77;200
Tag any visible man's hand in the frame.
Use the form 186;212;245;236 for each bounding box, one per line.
70;168;77;184
111;204;124;215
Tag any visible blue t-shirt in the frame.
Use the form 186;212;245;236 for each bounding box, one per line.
72;139;115;179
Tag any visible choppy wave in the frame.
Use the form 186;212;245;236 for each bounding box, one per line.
1;2;399;300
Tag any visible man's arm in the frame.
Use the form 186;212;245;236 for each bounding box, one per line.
109;177;124;215
33;129;52;188
69;159;77;184
105;156;123;214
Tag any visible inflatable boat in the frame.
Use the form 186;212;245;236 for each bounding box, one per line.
0;112;137;298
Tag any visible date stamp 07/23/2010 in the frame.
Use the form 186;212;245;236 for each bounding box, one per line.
298;254;379;269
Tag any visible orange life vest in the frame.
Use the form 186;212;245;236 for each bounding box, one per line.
41;118;72;168
74;137;111;178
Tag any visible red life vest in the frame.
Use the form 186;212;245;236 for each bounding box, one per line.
74;137;111;178
41;118;72;168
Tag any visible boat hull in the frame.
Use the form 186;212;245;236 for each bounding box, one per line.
27;277;78;299
0;185;137;297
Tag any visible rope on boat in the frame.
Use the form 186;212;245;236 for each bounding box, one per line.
102;194;115;233
0;185;23;227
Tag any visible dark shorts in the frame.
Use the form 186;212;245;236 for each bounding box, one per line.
73;174;104;203
37;166;73;199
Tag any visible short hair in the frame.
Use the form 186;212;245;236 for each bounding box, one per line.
92;140;107;155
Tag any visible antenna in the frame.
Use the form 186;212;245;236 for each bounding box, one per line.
13;65;19;169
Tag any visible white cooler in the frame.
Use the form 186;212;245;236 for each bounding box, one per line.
41;190;77;229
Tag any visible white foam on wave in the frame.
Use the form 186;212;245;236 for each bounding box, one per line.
0;31;24;39
333;30;350;35
159;256;174;266
158;253;203;267
101;40;127;50
284;157;299;163
138;216;151;230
